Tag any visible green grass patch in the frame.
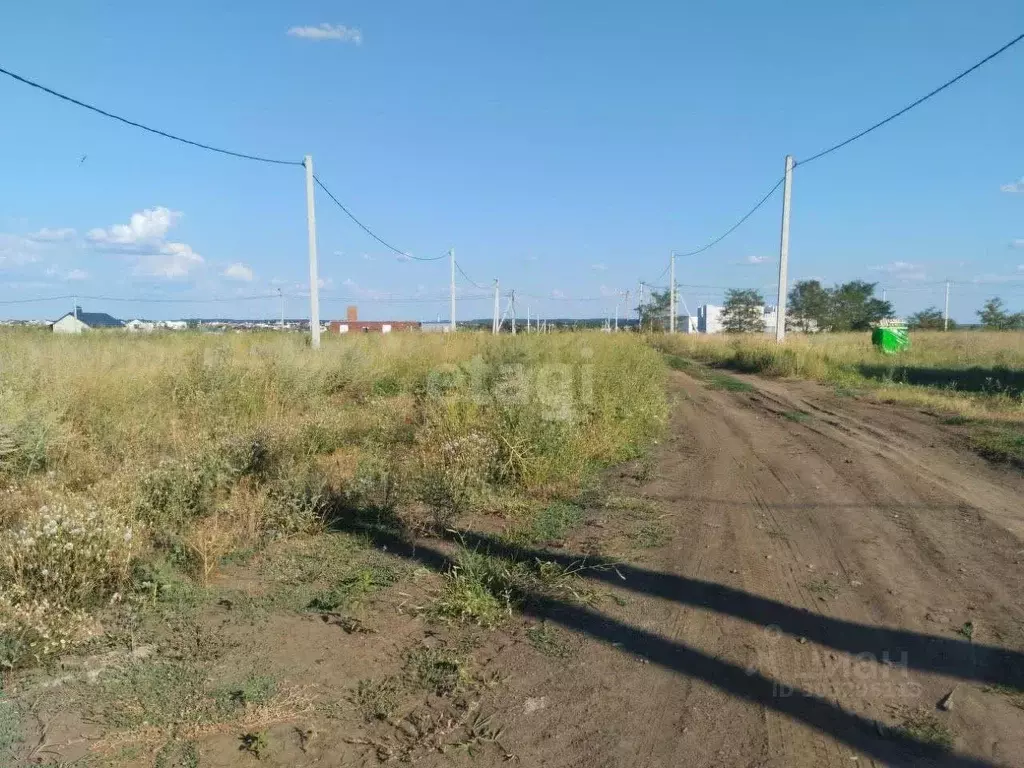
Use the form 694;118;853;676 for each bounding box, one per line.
354;677;403;721
704;372;755;393
630;522;670;548
522;502;583;543
81;661;280;732
893;710;954;750
663;354;693;371
782;410;811;423
306;563;399;613
526;623;573;658
0;694;20;764
433;550;513;628
239;730;270;759
968;426;1024;466
955;621;974;641
433;548;597;627
941;414;972;426
405;646;469;696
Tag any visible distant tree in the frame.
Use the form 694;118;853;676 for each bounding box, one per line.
827;281;893;331
787;280;831;332
976;297;1023;330
638;288;671;332
907;306;955;330
721;289;766;333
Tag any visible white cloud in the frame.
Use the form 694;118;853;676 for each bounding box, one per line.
1011;239;1024;249
135;242;204;279
287;23;362;44
223;262;254;282
28;227;75;242
361;253;374;261
88;207;181;245
1000;177;1024;193
590;263;608;272
44;266;89;281
869;261;927;281
741;255;769;265
551;289;566;299
970;272;1024;284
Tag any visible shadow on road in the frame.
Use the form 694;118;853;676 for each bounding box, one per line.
856;364;1024;398
328;506;1016;768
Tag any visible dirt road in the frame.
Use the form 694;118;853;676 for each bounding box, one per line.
478;368;1024;768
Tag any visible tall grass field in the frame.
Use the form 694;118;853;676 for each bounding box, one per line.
0;329;667;669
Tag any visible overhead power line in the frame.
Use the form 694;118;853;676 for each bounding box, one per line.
674;176;786;258
672;32;1024;257
799;32;1024;167
0;65;302;167
312;174;444;261
454;261;490;290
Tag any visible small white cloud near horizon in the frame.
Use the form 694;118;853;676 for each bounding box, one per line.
45;266;88;281
591;263;608;272
88;207;181;245
551;289;566;299
1000;177;1024;193
29;227;76;242
869;261;927;281
223;263;254;282
741;255;769;265
1011;239;1024;249
287;23;362;44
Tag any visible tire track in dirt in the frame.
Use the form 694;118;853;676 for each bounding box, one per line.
542;369;1024;768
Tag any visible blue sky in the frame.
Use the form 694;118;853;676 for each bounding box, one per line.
1;1;1023;322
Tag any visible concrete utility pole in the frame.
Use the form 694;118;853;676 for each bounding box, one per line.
303;155;321;349
510;290;517;335
624;290;630;331
492;279;500;335
449;248;456;333
278;288;284;328
526;304;531;333
613;295;619;332
638;282;645;331
669;251;676;333
775;154;795;343
944;280;951;331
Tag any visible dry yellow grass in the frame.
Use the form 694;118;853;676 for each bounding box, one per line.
0;328;667;666
655;330;1024;423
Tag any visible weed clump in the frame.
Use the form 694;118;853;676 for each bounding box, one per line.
0;501;136;667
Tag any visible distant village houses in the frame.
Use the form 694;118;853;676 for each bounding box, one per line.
51;307;124;334
329;306;421;334
50;308;189;334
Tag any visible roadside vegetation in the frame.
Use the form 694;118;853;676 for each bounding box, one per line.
654;330;1024;463
0;328;667;763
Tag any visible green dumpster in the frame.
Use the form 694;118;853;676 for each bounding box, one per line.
871;324;909;355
